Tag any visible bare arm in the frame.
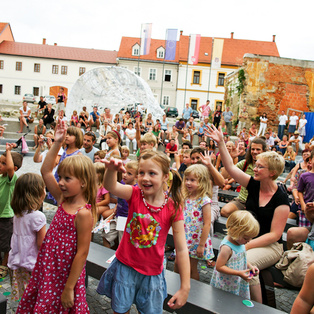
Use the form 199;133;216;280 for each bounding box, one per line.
245;205;290;250
102;158;133;200
206;126;251;188
36;225;46;249
61;208;93;309
196;204;211;257
200;152;225;188
168;219;190;309
5;144;15;179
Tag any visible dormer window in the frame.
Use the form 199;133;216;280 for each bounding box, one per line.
132;44;140;56
156;47;165;59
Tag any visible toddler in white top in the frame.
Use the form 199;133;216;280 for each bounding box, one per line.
8;173;46;301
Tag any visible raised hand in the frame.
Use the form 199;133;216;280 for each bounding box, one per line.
101;157;126;173
200;150;212;167
205;125;223;144
54;120;67;143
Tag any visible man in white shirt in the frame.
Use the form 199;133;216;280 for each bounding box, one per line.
289;131;302;153
288;111;299;139
265;132;275;150
278;110;288;140
80;131;99;162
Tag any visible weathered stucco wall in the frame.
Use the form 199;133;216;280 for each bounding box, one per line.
225;54;314;128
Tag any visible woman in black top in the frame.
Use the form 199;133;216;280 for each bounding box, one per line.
213;104;222;128
207;125;290;303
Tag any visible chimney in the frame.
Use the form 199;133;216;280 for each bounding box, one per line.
42;38;46;45
272;35;276;42
180;30;183;36
54;43;57;46
231;32;234;39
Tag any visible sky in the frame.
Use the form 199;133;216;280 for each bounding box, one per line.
2;0;314;61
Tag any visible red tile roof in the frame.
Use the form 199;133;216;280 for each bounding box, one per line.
118;37;179;62
0;41;117;64
179;35;279;66
0;23;8;34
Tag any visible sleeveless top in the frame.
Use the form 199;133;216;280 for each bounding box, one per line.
37;124;44;135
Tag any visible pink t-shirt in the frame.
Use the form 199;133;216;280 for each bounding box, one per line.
96;186;109;203
200;104;210;117
116;186;183;276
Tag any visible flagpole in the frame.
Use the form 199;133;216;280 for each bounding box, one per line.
184;35;191;105
207;37;215;100
160;30;167;106
137;24;143;76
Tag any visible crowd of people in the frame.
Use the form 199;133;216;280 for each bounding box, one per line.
0;99;313;313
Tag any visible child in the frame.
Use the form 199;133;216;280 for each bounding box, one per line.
105;130;121;159
97;151;190;313
8;173;46;301
115;160;138;241
93;150;106;163
121;145;131;165
210;210;260;299
70;110;79;126
181;164;214;280
93;162;111;219
198;121;205;143
0;145;23;278
17;120;97;313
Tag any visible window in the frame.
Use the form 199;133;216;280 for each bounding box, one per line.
34;63;40;72
16;62;22;71
218;73;225;86
33;87;39;96
79;67;86;76
193;71;200;84
134;67;141;76
164;70;172;82
132;44;140;56
149;69;156;80
163;96;170;106
14;86;21;95
191;99;198;110
52;65;58;74
61;66;68;75
0;85;2;93
157;50;164;58
0;60;3;69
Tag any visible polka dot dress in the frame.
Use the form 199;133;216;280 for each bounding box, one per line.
16;203;90;313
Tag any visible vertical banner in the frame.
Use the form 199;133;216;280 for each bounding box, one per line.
211;38;224;69
165;29;178;61
188;34;201;65
140;23;152;55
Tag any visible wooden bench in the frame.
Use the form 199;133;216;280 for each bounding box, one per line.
86;242;283;313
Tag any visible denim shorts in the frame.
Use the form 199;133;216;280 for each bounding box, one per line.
97;258;167;314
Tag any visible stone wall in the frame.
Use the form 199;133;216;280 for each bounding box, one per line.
225;54;314;129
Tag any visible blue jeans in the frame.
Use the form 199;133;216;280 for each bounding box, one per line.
278;125;285;140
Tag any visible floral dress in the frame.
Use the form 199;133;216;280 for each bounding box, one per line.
16;203;90;313
210;237;250;299
184;196;214;260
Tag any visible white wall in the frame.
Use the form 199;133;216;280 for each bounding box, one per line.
0;55;115;102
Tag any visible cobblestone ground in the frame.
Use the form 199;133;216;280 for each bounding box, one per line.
1;156;299;313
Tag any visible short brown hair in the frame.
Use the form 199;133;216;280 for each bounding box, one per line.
11;173;45;216
2;152;23;170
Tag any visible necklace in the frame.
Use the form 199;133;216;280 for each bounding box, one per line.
140;189;168;213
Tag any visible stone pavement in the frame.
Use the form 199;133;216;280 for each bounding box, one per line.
1;155;299;313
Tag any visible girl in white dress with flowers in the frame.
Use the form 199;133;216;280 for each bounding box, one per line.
181;164;214;280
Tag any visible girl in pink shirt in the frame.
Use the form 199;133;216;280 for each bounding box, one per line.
97;151;190;314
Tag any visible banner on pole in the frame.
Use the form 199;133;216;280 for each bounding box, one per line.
140;23;152;55
188;34;201;65
165;29;178;61
211;38;224;69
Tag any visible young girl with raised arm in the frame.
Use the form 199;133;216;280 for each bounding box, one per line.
105;130;121;159
97;151;190;313
17;120;97;313
210;211;260;299
181;164;214;280
8;173;46;302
